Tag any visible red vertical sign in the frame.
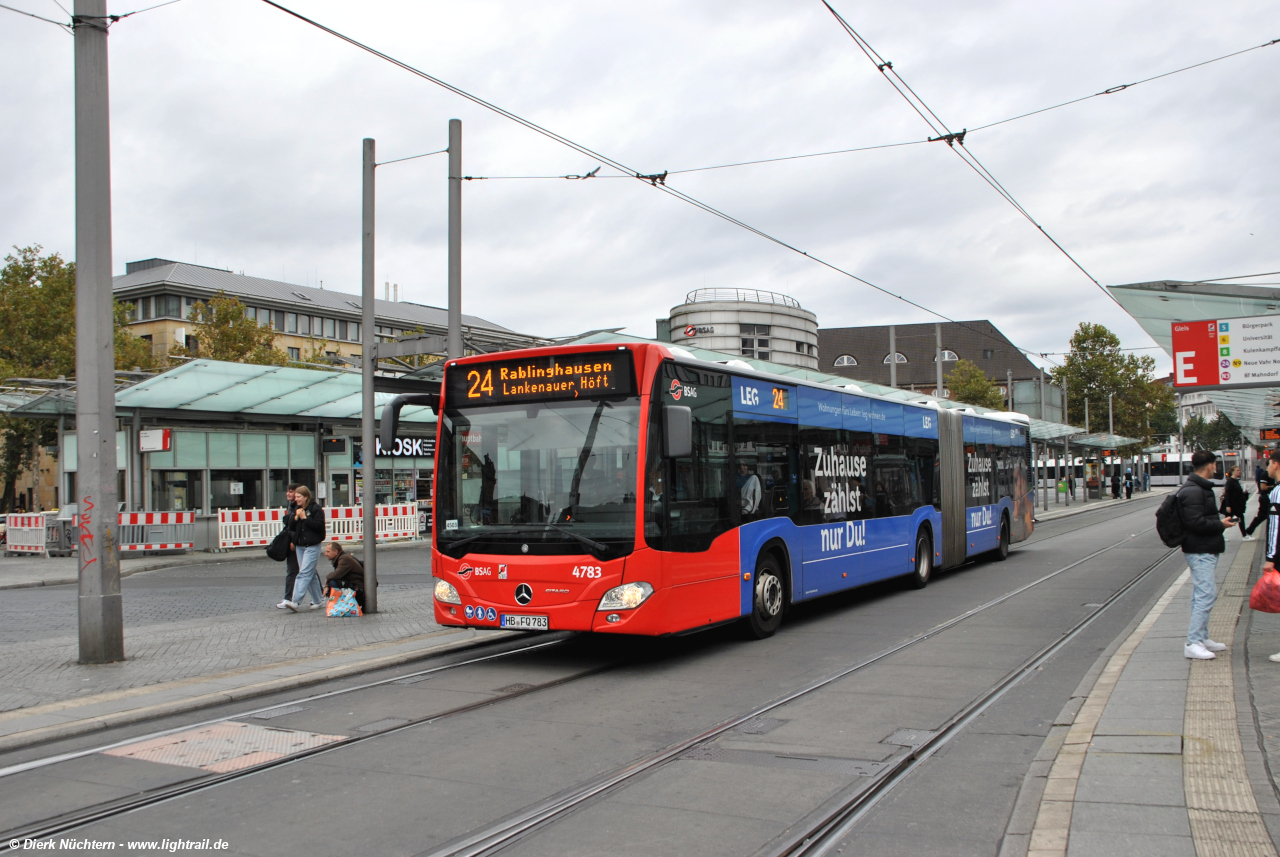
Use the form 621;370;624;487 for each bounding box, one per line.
1170;320;1219;387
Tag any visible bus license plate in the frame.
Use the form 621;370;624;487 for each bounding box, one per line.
501;614;549;630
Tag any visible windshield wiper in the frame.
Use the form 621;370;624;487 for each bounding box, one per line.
438;528;518;555
541;522;612;555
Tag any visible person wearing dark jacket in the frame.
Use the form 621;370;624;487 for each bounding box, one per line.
1222;466;1248;537
322;542;366;612
1179;450;1236;660
276;484;302;609
1247;472;1274;540
283;485;327;612
1111;470;1121;500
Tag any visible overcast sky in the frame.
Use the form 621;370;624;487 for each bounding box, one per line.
3;0;1278;374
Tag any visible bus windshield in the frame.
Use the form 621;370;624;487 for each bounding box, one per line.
435;397;641;557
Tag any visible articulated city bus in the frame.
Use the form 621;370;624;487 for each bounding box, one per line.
384;342;1033;639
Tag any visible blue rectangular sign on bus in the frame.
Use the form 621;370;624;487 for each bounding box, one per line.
903;405;939;439
733;377;797;420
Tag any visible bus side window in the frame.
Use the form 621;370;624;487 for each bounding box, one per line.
734;418;797;523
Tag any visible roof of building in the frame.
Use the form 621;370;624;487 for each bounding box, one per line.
817;319;1041;388
112;260;513;335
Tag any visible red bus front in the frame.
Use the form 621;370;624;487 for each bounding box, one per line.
429;343;742;636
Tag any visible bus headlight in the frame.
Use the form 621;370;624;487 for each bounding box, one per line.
434;579;461;604
598;582;653;611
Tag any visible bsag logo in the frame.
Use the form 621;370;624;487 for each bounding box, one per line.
669;379;698;400
457;564;473;579
683;325;714;337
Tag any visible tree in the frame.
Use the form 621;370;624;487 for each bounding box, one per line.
0;247;161;509
1049;323;1175;446
176;291;288;365
1182;413;1244;451
945;359;1007;410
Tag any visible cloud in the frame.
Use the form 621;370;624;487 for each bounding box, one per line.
2;0;1278;374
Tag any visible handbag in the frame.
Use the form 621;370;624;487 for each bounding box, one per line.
1250;568;1280;613
326;588;363;618
266;526;291;562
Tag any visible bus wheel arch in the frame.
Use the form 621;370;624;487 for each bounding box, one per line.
746;539;790;639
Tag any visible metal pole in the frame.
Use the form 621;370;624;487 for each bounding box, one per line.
935;323;943;398
1108;392;1114;437
1065;437;1071;505
1007;369;1013;411
1085;400;1090;433
131;409;141;510
361;138;378;613
74;0;123;664
447;119;463;360
1038;365;1045;421
888;325;896;388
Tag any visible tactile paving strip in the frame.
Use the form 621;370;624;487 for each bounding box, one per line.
103;721;345;774
1184;542;1278;856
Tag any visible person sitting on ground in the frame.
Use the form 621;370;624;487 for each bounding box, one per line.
321;541;366;612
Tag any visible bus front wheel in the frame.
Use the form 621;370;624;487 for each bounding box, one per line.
746;554;785;639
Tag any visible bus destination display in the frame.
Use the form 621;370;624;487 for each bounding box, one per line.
447;351;634;405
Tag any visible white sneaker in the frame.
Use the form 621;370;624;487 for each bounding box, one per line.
1185;642;1216;660
1244;535;1257;541
275;600;291;609
1269;652;1280;663
282;600;300;613
1202;639;1227;652
310;602;325;610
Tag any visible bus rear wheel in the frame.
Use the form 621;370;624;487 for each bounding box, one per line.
992;516;1010;562
746;554;785;639
907;529;932;589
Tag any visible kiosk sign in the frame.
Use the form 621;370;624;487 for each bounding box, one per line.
1171;315;1280;388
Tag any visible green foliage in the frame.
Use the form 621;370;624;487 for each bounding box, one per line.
177;291;288;366
1049;322;1175;446
945;358;1007;410
1182;413;1245;451
0;247;163;509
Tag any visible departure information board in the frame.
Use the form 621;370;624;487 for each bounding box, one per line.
445;351;634;405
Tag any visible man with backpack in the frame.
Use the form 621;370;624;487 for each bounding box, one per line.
1158;450;1237;660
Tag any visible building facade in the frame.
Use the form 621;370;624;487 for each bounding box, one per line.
114;258;544;362
817;320;1044;397
660;289;819;370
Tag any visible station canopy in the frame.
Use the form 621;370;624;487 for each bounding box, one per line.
1108;278;1280;436
0;359;436;424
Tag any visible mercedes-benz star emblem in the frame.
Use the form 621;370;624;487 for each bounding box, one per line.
514;584;533;606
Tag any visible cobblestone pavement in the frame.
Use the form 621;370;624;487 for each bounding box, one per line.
0;547;439;714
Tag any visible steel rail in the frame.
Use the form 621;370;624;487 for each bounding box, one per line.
423;527;1172;857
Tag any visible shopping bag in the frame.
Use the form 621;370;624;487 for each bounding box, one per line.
326;588;363;618
1249;569;1280;613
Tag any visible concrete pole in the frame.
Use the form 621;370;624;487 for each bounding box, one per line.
131;409;141;510
888;325;896;388
1007;369;1013;411
935;323;943;398
1065;436;1072;505
1038;365;1045;422
74;0;124;664
361;138;378;613
447;119;463;360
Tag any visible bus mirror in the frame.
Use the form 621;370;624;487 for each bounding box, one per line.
663;405;693;458
379;393;439;454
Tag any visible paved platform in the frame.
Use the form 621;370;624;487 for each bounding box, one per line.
0;541;504;752
1005;527;1280;856
1033;486;1171;524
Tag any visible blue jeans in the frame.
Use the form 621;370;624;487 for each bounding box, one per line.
1187;552;1219;645
291;544;323;605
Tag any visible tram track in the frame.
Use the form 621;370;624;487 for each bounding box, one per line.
421;529;1178;857
0;516;1174;851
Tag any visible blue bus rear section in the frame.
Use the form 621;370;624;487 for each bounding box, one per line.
727;375;1026;615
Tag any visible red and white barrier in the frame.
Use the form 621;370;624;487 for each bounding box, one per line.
217;505;418;550
5;514;52;555
118;511;195;552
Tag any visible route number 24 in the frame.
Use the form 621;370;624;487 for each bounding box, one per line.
572;566;602;578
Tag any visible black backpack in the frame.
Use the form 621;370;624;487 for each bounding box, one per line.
1155;488;1187;548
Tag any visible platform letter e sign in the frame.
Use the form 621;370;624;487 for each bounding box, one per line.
1175;352;1197;385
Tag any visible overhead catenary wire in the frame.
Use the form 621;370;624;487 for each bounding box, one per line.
376;148;448;167
0;1;71;31
255;0;1072;368
821;0;1130;319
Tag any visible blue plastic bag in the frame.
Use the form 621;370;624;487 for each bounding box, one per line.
325;588;362;618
